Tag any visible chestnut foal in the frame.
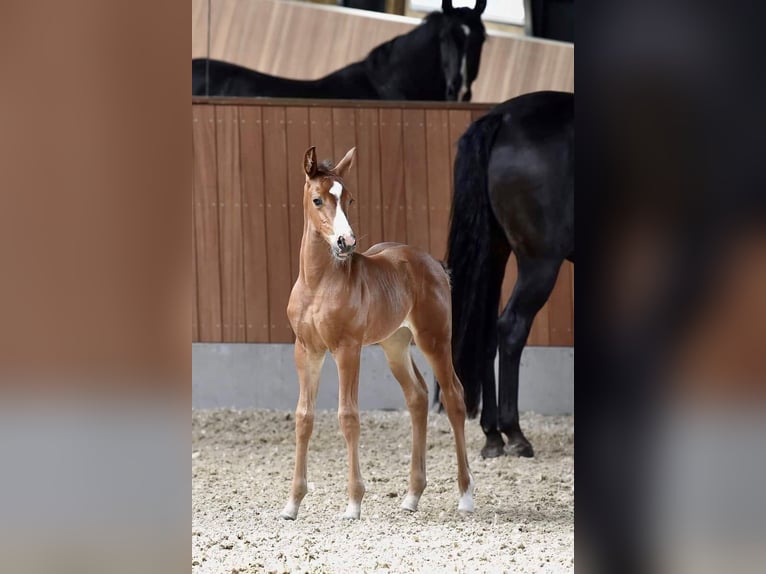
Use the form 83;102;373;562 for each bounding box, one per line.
280;146;474;520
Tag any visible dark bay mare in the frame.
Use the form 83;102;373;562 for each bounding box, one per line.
192;0;486;100
443;91;574;458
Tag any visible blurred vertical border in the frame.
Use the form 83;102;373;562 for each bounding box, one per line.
577;0;766;572
0;0;189;572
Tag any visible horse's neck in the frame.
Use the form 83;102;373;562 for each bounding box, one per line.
360;24;444;99
298;224;345;290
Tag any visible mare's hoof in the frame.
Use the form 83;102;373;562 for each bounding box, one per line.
481;433;506;459
481;443;506;458
505;432;534;458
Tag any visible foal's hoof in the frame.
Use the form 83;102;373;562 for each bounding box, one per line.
504;431;534;458
280;502;299;520
401;494;420;512
342;503;361;520
481;433;506;459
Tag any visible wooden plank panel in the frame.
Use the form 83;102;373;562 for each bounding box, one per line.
425;109;452;259
192;154;199;342
216;106;246;342
239;106;270;343
332;108;360;232
547;262;574;346
402;109;430;253
261;106;294;343
354;108;383;251
309;108;334;167
378;108;407;244
285;106;310;284
192;105;222;342
447;110;472;193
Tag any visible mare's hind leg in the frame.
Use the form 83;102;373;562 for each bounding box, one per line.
414;331;474;512
380;328;429;512
497;257;563;457
281;342;325;520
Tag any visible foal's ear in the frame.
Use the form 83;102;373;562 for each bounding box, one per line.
473;0;487;15
303;146;318;179
334;147;356;178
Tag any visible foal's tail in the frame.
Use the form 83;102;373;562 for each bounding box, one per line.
435;113;508;418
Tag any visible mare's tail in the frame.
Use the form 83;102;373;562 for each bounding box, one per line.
435;113;508;418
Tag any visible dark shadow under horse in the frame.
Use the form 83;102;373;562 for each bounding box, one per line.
444;91;574;458
192;0;486;100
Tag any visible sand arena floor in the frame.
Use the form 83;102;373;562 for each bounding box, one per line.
192;409;573;573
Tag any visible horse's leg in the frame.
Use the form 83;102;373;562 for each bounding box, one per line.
380;328;428;512
333;344;365;519
281;342;325;520
497;257;562;457
415;332;473;512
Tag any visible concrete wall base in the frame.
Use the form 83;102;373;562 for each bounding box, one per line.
192;344;573;414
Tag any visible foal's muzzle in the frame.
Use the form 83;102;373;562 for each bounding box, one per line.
336;234;357;257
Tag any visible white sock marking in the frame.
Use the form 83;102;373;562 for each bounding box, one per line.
458;474;475;513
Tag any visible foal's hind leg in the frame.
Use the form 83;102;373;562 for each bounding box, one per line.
497;257;563;457
281;342;325;520
414;331;474;512
380;328;428;512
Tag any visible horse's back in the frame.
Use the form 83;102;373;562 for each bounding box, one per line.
487;92;574;258
363;242;448;283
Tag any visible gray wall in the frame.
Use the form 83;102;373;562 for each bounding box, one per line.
192;344;573;415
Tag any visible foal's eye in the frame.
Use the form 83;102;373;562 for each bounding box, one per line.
349;198;355;205
312;198;323;207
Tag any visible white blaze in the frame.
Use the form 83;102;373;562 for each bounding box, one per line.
458;25;470;101
329;181;353;239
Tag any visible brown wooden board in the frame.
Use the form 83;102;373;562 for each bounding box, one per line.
308;108;334;167
447;110;472;190
192;105;222;342
378;108;407;244
285;106;310;285
216;106;246;342
548;262;574;346
192;146;199;342
402;109;430;253
425;109;452;259
239;106;271;343
354;108;383;251
261;106;294;342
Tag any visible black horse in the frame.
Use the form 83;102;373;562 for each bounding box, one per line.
192;0;486;100
445;91;574;458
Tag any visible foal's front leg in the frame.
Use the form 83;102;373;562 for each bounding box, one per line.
281;342;324;520
333;344;365;519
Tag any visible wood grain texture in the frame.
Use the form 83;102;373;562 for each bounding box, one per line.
261;106;294;342
216;106;246;342
378;108;407;244
239;106;271;343
191;0;574;104
354;108;383;251
192;105;222;342
402;109;430;253
285;106;310;285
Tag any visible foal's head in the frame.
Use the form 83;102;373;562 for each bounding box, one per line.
438;0;487;101
302;146;357;261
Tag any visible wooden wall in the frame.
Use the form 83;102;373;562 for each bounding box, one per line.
191;0;574;103
192;98;574;346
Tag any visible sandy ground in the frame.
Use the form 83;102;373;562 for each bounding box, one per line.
192;409;573;573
